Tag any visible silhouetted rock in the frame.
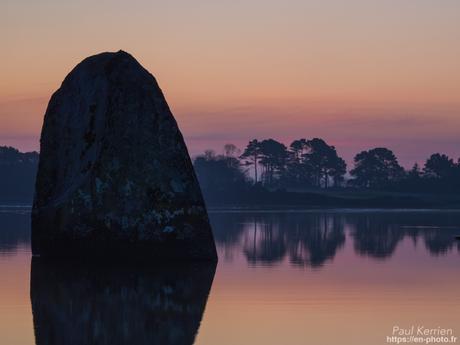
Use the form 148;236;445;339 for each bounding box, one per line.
31;259;216;345
32;51;216;260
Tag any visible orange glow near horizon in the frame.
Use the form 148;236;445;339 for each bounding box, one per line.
2;0;460;166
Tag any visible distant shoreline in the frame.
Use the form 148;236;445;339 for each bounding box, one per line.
3;187;460;210
207;206;460;213
2;199;460;212
200;189;460;210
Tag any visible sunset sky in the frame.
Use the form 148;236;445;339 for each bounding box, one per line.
2;0;460;167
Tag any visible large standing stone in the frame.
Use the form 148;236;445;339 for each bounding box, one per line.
32;51;217;260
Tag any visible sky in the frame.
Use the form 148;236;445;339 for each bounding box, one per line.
1;0;460;167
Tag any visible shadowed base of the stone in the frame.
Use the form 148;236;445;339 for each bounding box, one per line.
32;236;218;262
31;213;218;261
30;258;216;345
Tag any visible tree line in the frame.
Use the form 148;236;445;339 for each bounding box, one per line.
193;138;460;195
0;146;39;202
1;143;459;205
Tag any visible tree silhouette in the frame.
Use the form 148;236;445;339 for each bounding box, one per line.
0;146;39;202
194;148;247;203
240;139;262;184
5;138;460;205
408;163;422;179
258;139;288;186
424;153;455;179
283;138;347;188
303;138;346;188
223;143;240;158
350;147;404;189
286;139;314;187
329;156;347;187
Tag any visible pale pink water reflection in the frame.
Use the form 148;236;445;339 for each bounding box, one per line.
0;209;459;345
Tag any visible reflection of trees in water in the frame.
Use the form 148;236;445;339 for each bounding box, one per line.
349;212;460;258
211;213;345;267
210;212;460;268
418;228;460;255
349;214;404;259
209;212;249;261
1;210;458;266
31;259;215;345
288;214;345;267
243;217;286;264
423;230;452;255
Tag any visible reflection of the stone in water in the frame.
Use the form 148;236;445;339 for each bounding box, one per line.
30;258;216;345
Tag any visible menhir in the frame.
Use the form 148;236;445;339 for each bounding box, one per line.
32;51;217;261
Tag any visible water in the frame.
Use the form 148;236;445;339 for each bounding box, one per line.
0;207;459;345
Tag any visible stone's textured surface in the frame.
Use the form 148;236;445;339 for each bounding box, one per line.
32;50;217;260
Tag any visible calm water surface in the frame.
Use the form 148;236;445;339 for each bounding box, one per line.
0;207;459;345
